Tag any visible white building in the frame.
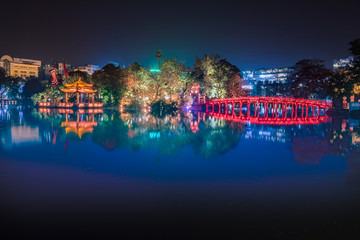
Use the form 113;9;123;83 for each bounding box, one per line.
74;64;100;75
333;56;353;70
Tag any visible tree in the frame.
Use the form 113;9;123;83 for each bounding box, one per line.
327;70;354;108
66;70;90;84
91;64;127;106
0;67;5;79
125;54;193;107
265;81;293;97
349;38;360;101
192;55;247;99
0;69;21;101
6;78;20;100
155;50;163;67
225;73;249;97
123;62;148;107
31;85;64;104
290;59;332;99
156;57;192;105
22;77;44;102
0;68;8;100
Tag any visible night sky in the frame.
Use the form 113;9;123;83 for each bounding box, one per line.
1;0;360;69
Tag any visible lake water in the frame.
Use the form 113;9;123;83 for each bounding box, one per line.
1;107;360;239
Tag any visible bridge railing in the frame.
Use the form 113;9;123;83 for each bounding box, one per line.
203;97;332;120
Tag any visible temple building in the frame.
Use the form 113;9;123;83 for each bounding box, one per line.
57;78;102;108
38;78;103;108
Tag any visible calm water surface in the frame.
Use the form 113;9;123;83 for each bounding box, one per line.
1;107;360;239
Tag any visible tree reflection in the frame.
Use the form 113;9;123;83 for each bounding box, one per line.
19;108;360;169
91;111;128;151
190;117;243;158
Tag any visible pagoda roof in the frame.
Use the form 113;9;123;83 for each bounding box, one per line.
61;78;97;93
61;88;97;93
61;121;97;139
64;78;94;88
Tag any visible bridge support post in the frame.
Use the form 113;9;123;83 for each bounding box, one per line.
254;103;257;117
239;101;243;116
247;102;250;117
265;102;268;118
232;101;235;115
312;106;315;117
283;104;286;118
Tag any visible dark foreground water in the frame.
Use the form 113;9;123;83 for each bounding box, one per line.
1;107;360;239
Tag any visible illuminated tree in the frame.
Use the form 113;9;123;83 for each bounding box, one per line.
192;54;246;99
31;84;64;104
225;72;249;97
140;54;192;107
91;64;127;105
6;78;21;100
327;70;354;108
0;69;21;101
66;70;90;84
157;57;192;105
0;68;8;100
123;62;148;108
290;59;332;99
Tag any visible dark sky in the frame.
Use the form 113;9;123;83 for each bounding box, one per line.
1;0;360;70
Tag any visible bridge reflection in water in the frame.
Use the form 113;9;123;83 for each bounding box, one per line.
202;97;332;125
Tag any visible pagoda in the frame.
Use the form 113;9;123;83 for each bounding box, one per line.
61;112;98;139
59;78;103;108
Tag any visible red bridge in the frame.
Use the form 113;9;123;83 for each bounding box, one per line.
201;97;332;125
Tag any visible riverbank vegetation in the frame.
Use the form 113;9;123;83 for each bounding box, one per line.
28;52;249;110
1;38;359;110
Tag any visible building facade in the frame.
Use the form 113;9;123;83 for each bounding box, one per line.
40;61;72;80
242;67;295;96
333;56;353;70
0;55;41;79
74;64;100;75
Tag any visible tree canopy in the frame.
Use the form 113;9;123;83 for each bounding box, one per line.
290;59;332;99
192;54;248;98
91;64;128;105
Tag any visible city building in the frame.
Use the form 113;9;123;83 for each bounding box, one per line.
73;64;100;75
242;67;295;96
242;67;294;85
333;56;353;70
40;61;72;80
0;55;41;79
